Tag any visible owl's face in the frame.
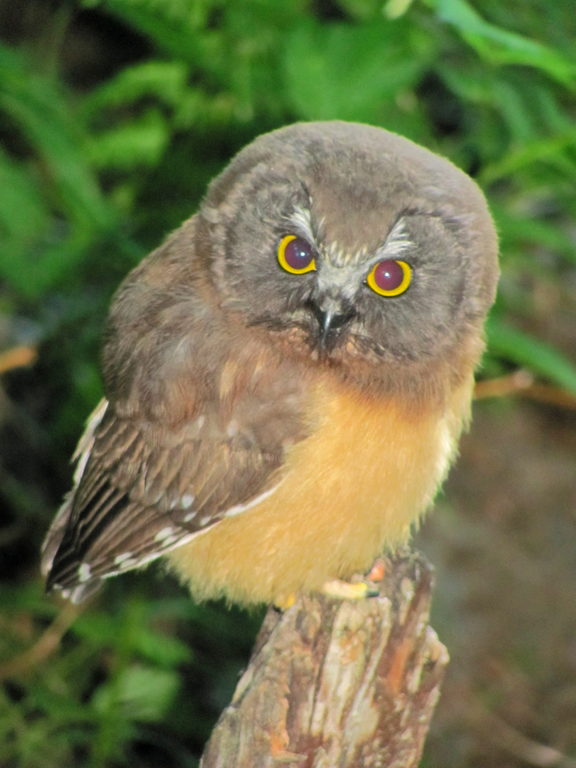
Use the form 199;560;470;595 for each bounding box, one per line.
200;122;498;373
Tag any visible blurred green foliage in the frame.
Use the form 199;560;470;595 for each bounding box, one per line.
1;0;575;766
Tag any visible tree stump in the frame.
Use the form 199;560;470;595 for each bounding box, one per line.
200;549;448;768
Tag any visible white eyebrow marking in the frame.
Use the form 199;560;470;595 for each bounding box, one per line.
285;205;319;247
284;209;414;280
376;218;413;263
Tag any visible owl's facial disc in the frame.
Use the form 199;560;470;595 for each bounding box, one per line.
206;125;498;369
273;224;417;359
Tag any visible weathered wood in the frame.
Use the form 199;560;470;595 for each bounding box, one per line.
201;549;448;768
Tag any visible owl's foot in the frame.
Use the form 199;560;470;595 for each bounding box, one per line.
320;558;386;600
320;578;380;600
273;559;387;609
273;592;298;611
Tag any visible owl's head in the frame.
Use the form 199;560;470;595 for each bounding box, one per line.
198;122;498;388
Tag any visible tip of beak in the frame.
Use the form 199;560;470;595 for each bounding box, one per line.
306;301;356;355
319;310;336;349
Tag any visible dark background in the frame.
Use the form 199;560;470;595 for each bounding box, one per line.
1;1;575;766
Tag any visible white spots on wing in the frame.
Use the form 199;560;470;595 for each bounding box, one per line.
224;482;281;518
129;530;202;567
223;504;245;518
179;493;195;510
151;526;178;548
114;552;136;567
155;526;176;543
154;515;210;550
154;525;183;548
78;562;92;583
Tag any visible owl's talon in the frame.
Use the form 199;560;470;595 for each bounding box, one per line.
274;592;298;611
321;579;379;601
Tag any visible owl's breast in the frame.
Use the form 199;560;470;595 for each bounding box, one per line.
169;375;474;605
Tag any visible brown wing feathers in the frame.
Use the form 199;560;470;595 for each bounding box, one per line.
43;376;297;600
43;404;205;599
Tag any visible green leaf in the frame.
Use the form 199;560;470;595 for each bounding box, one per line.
134;625;192;668
479;127;576;185
487;318;576;394
337;0;390;19
86;109;170;171
0;44;118;297
384;0;416;19
0;147;48;256
282;20;435;124
92;665;180;723
92;0;208;64
82;60;189;116
0;44;113;230
493;206;576;266
431;0;576;86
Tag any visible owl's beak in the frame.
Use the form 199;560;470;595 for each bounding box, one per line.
306;299;356;353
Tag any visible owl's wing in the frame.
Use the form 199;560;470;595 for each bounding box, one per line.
42;394;292;602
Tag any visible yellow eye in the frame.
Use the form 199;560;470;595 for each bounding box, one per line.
277;235;316;274
366;259;412;297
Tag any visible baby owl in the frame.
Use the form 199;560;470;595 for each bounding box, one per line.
42;121;499;605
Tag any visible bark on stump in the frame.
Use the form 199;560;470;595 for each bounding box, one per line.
201;549;448;768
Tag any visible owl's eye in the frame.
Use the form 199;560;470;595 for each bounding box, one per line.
277;235;316;275
366;259;412;297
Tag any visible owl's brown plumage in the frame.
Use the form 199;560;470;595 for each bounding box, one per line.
42;121;498;604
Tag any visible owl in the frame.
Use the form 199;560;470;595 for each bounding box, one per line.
42;121;498;606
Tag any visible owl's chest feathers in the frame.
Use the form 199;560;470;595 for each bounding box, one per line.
169;369;474;605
